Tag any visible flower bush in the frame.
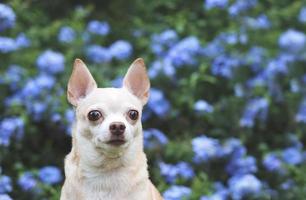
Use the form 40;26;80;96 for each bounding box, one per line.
1;0;306;199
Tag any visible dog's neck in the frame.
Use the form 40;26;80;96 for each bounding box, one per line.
71;130;147;180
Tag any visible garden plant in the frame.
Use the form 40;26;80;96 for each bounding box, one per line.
1;0;306;199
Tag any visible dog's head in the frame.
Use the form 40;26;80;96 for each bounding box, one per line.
67;58;149;158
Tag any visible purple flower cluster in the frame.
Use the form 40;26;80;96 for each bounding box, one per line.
17;166;62;193
189;134;306;199
58;26;76;43
36;50;65;74
0;4;15;31
143;128;168;149
163;185;191;200
147;88;170;117
87;20;110;36
1;1;306;199
0;117;24;146
192;136;223;162
159;161;194;183
149;31;202;78
194;100;214;114
86;40;133;63
39;166;62;185
239;97;269;128
204;0;228;10
0;33;30;53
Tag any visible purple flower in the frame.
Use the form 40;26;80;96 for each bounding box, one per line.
234;84;245;97
282;147;303;165
4;65;25;90
0;3;16;31
216;32;245;45
295;98;306;123
111;76;123;88
263;56;291;79
21;74;55;98
35;74;56;89
0;194;12;200
51;113;62;123
159;161;194;183
87;20;110;36
263;153;283;172
144;128;168;149
65;109;75;135
167;36;201;67
65;109;75;123
228;174;262;200
202;39;225;58
229;0;258;16
290;79;300;93
245;46;267;72
0;175;12;193
211;55;240;79
148;60;175;78
201;182;229;200
0;117;24;146
58;26;76;43
26;101;48;121
109;40;132;60
163;185;192;200
281;179;295;190
222;138;246;158
204;0;228;10
192;136;222;162
15;33;31;48
151;29;178;55
86;45;111;64
279;29;306;52
39;166;62;185
152;30;178;46
194;100;214;113
147;88;170;116
239;98;269;128
18;172;37;191
244;14;271;30
298;7;306;23
0;37;17;53
36;50;65;74
22;79;40;98
226;156;257;176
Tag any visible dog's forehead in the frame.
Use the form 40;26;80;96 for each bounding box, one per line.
78;87;142;112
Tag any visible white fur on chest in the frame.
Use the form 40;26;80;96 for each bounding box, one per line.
83;175;151;200
62;148;152;200
82;162;150;200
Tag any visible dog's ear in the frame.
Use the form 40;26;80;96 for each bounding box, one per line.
67;59;97;106
123;58;150;105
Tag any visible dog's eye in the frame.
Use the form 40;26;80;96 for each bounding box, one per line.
128;110;139;120
88;110;102;121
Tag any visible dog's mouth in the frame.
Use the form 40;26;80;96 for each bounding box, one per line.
106;139;126;146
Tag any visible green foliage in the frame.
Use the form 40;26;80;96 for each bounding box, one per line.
1;0;306;199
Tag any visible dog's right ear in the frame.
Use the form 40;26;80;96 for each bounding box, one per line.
123;58;150;105
67;59;97;106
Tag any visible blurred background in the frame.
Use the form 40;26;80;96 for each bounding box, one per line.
1;0;306;199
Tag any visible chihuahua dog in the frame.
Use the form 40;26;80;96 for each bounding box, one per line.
60;58;163;200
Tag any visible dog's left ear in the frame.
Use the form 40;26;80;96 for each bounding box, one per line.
67;59;97;106
123;58;150;105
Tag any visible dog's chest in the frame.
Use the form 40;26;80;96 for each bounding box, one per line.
82;177;151;200
83;186;151;200
80;169;151;200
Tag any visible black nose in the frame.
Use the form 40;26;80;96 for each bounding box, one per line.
109;122;126;135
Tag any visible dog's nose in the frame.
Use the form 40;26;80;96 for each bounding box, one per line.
109;122;126;135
